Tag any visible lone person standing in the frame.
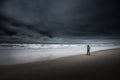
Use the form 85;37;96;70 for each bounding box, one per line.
87;45;90;56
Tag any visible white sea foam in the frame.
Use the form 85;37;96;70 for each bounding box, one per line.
0;44;120;65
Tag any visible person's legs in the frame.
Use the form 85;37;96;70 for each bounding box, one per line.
87;50;90;55
89;51;90;56
87;50;90;56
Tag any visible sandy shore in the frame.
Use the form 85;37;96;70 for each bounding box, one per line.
0;48;120;80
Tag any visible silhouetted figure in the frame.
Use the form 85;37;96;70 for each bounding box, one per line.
87;45;90;56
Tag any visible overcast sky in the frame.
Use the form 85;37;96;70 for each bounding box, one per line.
0;0;120;43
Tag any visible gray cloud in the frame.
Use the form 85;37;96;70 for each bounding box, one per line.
0;0;120;43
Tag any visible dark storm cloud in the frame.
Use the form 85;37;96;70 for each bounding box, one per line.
91;0;120;34
0;0;120;43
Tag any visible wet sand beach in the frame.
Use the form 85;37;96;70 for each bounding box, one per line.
0;48;120;80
